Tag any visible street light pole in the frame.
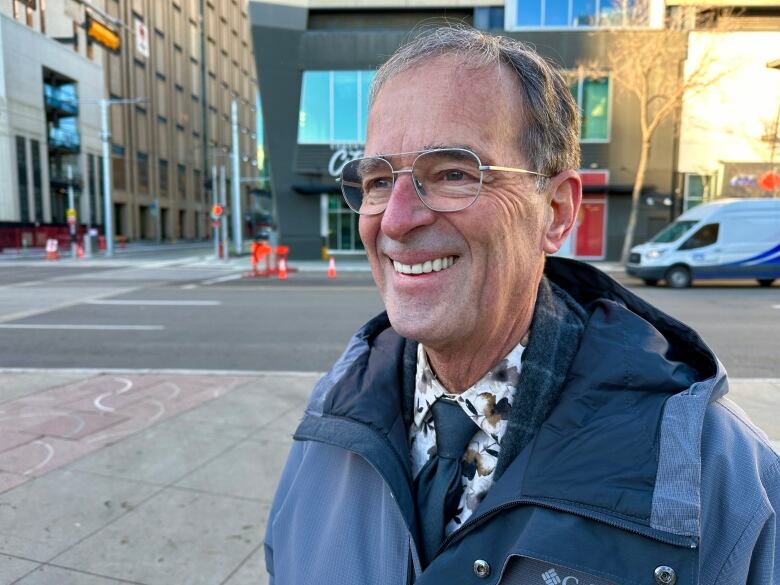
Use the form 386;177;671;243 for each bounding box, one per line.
231;99;242;254
100;99;113;256
99;97;145;256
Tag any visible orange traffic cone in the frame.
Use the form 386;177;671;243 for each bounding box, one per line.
278;257;288;280
327;257;337;279
76;244;85;259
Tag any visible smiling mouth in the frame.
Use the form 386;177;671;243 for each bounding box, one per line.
392;256;458;275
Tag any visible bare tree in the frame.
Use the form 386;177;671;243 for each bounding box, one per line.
581;4;736;264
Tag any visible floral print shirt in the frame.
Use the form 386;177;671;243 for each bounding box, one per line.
410;341;525;535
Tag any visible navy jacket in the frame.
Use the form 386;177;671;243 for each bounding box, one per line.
265;258;779;585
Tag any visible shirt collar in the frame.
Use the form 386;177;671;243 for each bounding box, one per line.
413;341;526;433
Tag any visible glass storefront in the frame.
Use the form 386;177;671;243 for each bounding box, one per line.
327;195;364;252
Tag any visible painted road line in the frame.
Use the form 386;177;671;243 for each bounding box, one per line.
0;324;164;331
772;304;780;310
200;273;244;286
85;299;221;306
181;284;198;290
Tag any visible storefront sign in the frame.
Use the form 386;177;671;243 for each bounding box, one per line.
729;174;757;188
328;145;364;177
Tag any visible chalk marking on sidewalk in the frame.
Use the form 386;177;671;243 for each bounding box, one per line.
0;324;164;331
85;299;221;306
23;441;55;475
94;378;134;413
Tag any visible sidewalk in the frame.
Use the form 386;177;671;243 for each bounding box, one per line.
0;369;777;584
0;369;318;585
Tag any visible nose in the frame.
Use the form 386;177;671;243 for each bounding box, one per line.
380;172;436;241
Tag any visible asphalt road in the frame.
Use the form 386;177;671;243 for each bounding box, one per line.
0;259;777;377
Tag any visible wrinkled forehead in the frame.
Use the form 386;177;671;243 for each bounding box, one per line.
365;55;526;158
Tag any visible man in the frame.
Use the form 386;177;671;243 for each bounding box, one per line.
265;27;778;585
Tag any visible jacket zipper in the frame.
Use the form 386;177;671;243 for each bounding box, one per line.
435;498;698;558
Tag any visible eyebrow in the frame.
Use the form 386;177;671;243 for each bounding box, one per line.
370;144;481;158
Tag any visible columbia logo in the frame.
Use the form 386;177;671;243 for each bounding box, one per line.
542;569;562;585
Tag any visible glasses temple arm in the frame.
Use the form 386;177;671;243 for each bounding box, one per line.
480;165;550;178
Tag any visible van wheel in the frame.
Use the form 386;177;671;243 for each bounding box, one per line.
757;279;775;287
665;266;692;289
643;279;659;286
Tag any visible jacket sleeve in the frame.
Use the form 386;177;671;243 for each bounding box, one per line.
715;459;779;584
264;439;308;584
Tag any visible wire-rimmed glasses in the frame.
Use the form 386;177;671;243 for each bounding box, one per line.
338;147;548;215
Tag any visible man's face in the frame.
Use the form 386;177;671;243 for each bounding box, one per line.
360;56;553;354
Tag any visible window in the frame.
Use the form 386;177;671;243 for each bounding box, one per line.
679;223;719;250
193;168;202;201
177;163;187;198
298;71;376;144
31;140;43;222
159;159;169;196
570;75;610;142
113;144;126;191
138;151;149;192
475;7;506;29
509;0;643;28
15;136;29;222
683;173;713;211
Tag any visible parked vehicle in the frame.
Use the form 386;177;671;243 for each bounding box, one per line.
626;198;780;288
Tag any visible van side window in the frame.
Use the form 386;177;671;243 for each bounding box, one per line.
679;223;719;250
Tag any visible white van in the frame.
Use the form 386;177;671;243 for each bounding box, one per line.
626;198;780;288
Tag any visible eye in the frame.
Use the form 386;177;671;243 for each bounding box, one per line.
444;170;465;181
364;176;392;192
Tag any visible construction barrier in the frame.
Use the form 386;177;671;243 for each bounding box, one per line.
45;239;59;261
244;242;297;279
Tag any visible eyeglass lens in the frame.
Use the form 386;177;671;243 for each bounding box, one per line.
340;149;483;215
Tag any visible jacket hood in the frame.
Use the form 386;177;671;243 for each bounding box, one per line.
300;258;727;539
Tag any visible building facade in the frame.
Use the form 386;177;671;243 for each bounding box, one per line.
0;0;259;247
0;9;104;249
249;0;686;261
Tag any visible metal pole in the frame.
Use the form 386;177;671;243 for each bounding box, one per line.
220;165;228;260
67;165;77;258
101;99;114;256
212;165;219;260
231;99;242;254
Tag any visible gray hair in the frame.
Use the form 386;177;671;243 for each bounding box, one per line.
370;27;581;190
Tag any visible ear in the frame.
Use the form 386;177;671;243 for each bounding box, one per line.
542;170;582;255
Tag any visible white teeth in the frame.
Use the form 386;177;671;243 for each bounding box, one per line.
393;256;456;275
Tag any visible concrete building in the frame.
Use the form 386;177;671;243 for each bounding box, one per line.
249;0;684;261
0;8;104;249
0;0;259;248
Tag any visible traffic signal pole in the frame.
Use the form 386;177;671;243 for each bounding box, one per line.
220;165;228;261
212;165;219;260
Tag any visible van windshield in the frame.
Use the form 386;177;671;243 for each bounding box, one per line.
651;220;698;243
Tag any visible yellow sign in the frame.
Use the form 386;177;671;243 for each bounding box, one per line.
86;14;120;53
66;208;76;218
